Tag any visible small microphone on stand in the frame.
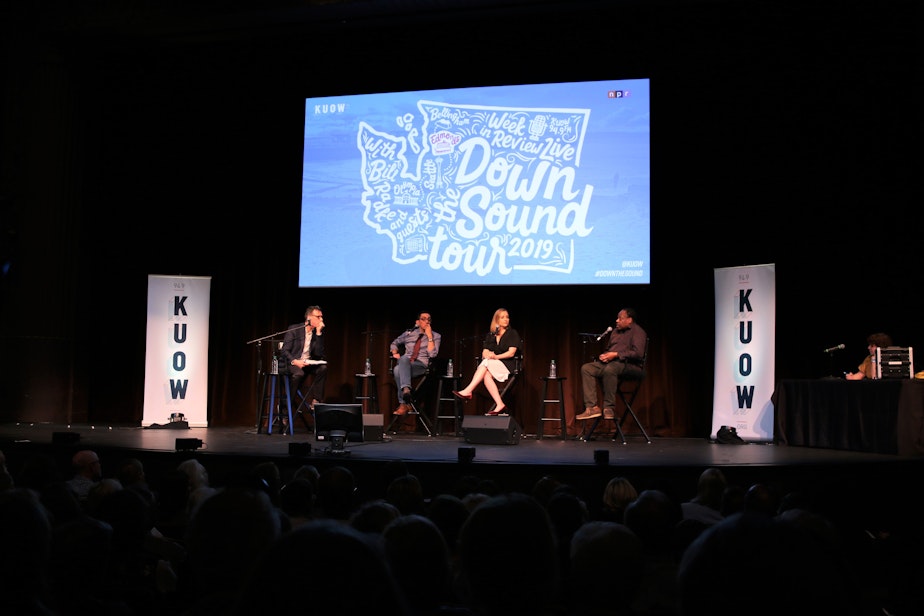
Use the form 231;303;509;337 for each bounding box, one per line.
494;326;500;335
823;343;846;353
596;326;613;341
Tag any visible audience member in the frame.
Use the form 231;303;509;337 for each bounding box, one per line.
426;493;470;557
231;519;410;616
315;465;358;521
599;475;639;523
680;467;727;526
348;498;401;536
457;492;559;615
181;485;282;616
17;452;61;493
0;487;56;615
623;489;683;616
678;511;858;616
742;482;779;516
530;474;563;508
279;477;315;528
569;521;645;616
545;487;590;595
0;448;13;490
382;514;463;616
176;458;215;520
386;473;426;516
248;460;283;507
65;449;102;506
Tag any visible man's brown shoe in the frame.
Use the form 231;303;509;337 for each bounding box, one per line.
603;408;616;420
394;404;410;416
575;406;602;420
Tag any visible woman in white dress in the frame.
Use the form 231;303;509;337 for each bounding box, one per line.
453;308;521;415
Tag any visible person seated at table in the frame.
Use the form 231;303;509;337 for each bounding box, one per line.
845;332;892;380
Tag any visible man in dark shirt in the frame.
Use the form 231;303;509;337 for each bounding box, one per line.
577;307;647;420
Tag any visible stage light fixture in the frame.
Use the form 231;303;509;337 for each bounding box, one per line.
175;438;203;452
458;446;476;464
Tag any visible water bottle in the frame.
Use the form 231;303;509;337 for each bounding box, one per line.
870;350;879;379
364;357;372;375
549;359;557;378
446;359;454;377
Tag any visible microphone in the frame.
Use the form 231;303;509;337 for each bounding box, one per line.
494;326;500;335
596;326;613;341
823;343;846;353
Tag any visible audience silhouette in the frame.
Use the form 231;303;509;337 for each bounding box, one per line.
2;446;922;616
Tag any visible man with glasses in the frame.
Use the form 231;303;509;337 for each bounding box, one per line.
389;312;441;415
280;305;329;409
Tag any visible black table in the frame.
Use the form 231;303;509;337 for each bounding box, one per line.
774;379;924;456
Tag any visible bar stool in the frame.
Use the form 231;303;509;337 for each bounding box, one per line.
354;371;379;414
537;376;567;439
257;366;295;435
434;374;463;436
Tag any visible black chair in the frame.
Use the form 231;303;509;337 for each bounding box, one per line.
582;338;651;444
385;353;435;436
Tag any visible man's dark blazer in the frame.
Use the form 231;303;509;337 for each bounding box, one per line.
280;322;326;365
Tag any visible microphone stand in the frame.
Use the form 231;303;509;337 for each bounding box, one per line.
246;324;304;433
578;332;600;362
360;330;391;374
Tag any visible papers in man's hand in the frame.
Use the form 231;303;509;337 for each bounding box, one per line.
305;359;327;365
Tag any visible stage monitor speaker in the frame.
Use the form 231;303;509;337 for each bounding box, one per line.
462;415;521;445
363;413;384;442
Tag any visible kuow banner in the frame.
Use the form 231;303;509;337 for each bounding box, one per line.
143;275;211;427
712;264;775;442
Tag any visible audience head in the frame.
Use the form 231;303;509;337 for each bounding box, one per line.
279;477;315;526
570;521;645;613
623;488;682;556
531;474;563;507
602;475;639;521
233;519;410;616
177;458;209;491
0;448;13;490
426;493;470;555
115;457;146;489
71;450;102;481
316;465;358;520
692;467;727;508
743;482;779;516
385;473;425;516
293;463;320;486
348;498;401;535
0;488;54;613
184;485;282;598
383;514;454;613
458;492;559;614
678;511;856;616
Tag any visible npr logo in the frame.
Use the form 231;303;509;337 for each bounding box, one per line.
608;90;631;99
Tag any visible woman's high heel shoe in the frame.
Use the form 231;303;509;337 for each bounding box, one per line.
485;405;506;416
452;390;472;400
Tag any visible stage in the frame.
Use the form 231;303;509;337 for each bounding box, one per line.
3;420;922;531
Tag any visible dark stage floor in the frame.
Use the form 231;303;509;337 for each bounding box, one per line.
3;420;922;530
